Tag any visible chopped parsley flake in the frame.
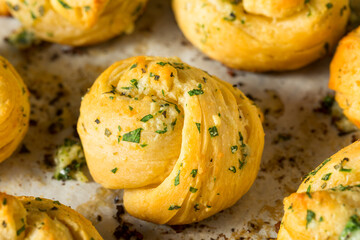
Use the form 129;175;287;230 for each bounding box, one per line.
304;158;331;183
130;63;137;70
231;145;238;153
130;79;138;89
157;62;167;66
188;87;204;96
189;187;198;193
306;185;312;198
196;123;201;133
140;114;153;122
2;198;6;205
224;12;236;21
16;224;25;236
322;173;332;181
326;3;333;9
306;210;316;229
194;203;200;211
35;197;42;201
155;125;167;134
174;170;180;186
168;204;181;210
340;215;360;240
95;119;100;124
57;0;72;9
111;168;118;174
122;128;142;143
129;106;133;111
208;126;218;137
191;169;198;178
104;128;112;137
229;166;236;173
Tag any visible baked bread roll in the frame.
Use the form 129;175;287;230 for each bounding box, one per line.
172;0;350;72
0;56;29;163
0;0;9;15
278;141;360;240
0;192;103;239
329;26;360;128
5;0;148;46
78;56;264;224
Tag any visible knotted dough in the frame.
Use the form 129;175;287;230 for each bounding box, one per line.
0;56;29;163
278;141;360;240
173;0;350;72
78;56;264;224
5;0;148;46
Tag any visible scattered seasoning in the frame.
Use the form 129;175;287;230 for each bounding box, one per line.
334;157;352;172
319;216;324;222
189;187;198;193
304;158;331;182
30;11;36;19
140;143;148;148
340;215;360;239
57;0;72;9
340;5;347;16
105;128;112;137
231;145;238;153
35;197;42;201
326;2;333;9
305;0;310;3
208;126;218;137
196;123;201;133
239;159;246;169
157;62;167;66
321;173;332;181
53;201;60;205
129;106;133;111
306;210;316;229
171;119;177;129
168;204;181;210
111;168;118;174
16;223;25;236
174;104;181;113
224;12;236;21
306;185;312;198
84;6;91;12
109;96;114;100
174;170;180;186
188;85;204;96
140;114;153;122
155;125;167;134
194;204;200;211
229;166;236;173
2;198;6;205
130;79;138;89
130;63;137;70
122;128;142;143
190;169;198;178
95;119;100;124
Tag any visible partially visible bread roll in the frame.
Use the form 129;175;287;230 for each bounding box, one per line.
0;192;103;240
173;0;350;72
0;0;9;15
5;0;148;46
329;26;360;128
278;141;360;240
0;56;30;163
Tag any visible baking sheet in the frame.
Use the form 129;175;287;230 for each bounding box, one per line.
0;0;359;239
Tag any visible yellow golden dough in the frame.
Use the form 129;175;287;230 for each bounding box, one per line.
278;141;360;240
77;56;264;224
5;0;148;46
0;192;103;240
172;0;350;72
0;56;29;163
0;0;9;15
329;26;360;128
